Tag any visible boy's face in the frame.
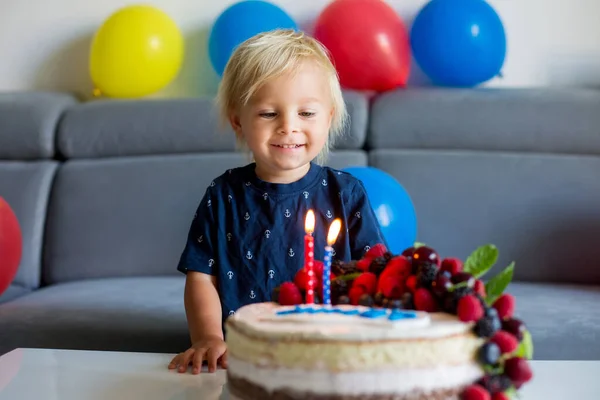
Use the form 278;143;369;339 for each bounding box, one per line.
230;60;334;182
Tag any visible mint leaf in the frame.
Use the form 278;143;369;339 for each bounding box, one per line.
338;272;361;281
413;242;426;248
485;262;515;305
463;244;499;278
504;386;519;399
515;329;534;359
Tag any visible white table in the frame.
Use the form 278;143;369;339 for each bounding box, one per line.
0;348;598;399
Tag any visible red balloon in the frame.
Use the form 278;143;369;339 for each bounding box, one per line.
314;0;411;92
0;197;22;296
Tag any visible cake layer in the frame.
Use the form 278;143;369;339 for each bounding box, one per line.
227;356;483;397
227;326;482;370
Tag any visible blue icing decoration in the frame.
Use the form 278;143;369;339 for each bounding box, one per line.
360;308;388;319
388;310;417;321
276;305;416;320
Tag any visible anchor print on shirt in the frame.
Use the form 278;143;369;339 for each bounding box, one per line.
268;270;275;279
249;290;256;299
245;182;251;187
303;191;309;199
244;212;250;221
265;230;271;239
227;271;234;280
227;233;232;242
208;259;215;268
355;211;362;219
284;209;291;218
322;179;328;186
364;245;371;253
263;193;268;200
326;210;333;219
332;248;337;257
228;195;232;203
207;199;212;207
288;248;295;257
229;310;235;316
210;181;216;187
197;235;203;244
246;251;253;260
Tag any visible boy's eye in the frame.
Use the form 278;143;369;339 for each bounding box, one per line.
259;112;277;118
300;112;316;117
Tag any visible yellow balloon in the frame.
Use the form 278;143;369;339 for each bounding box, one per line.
90;5;184;98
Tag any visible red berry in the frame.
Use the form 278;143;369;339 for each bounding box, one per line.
490;330;519;354
406;275;418;292
313;260;324;277
365;243;387;259
493;294;515;320
492;393;510;400
457;295;484;322
294;268;311;290
414;288;439;312
352;272;378;295
348;286;365;305
504;357;533;384
474;280;486;297
278;282;303;305
462;384;491;400
379;276;404;299
441;257;463;275
385;256;412;279
356;258;371;271
413;246;440;266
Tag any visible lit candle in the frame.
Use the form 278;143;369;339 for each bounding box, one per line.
323;218;341;305
304;210;316;304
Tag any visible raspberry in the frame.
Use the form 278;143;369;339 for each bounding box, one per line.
441;257;463;275
414;288;439;312
352;272;378;295
504;357;533;385
278;282;302;305
461;384;491;400
313;260;324;277
474;280;486;297
294;268;312;290
384;256;412;279
490;330;519;354
457;295;484;322
356;258;371;271
493;294;515;320
348;286;365;305
379;276;404;299
492;393;510;400
365;243;387;259
406;275;418;292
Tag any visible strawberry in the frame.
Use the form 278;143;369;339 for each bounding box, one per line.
490;330;519;354
493;294;515;320
313;260;324;277
504;357;533;385
278;282;302;305
441;257;463;275
365;243;387;259
294;268;312;290
385;256;412;280
351;272;377;295
379;276;404;299
462;385;491;400
457;295;484;322
348;286;365;305
406;275;418;293
356;258;371;271
474;279;486;297
414;288;439;312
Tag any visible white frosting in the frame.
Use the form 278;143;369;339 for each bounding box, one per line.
227;356;484;395
227;302;473;341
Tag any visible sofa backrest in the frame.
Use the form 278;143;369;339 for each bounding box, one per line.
42;92;369;284
0;92;76;295
368;88;600;285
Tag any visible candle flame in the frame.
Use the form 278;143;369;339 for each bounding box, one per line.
327;219;342;245
305;209;315;234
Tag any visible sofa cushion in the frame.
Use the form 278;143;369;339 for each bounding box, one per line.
508;282;600;360
0;161;58;289
0;284;31;305
0;277;188;356
369;88;600;155
44;151;367;284
0;92;77;160
369;149;600;285
57;90;368;159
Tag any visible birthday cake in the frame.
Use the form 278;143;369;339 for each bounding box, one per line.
225;244;534;400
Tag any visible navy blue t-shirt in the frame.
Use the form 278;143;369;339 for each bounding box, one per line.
176;162;386;326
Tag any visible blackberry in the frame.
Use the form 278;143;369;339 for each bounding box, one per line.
473;315;502;338
331;259;347;276
369;257;388;276
416;261;438;288
477;342;501;365
478;374;512;394
402;292;415;310
443;286;473;314
383;251;394;262
358;294;374;307
388;299;404;309
335;295;350;305
373;292;385;306
331;278;349;298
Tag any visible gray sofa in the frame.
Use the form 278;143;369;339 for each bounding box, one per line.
1;88;599;360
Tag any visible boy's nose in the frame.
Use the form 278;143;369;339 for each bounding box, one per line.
277;114;300;135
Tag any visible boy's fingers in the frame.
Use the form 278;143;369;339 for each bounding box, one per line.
220;351;228;369
192;349;207;374
178;348;195;373
206;348;219;373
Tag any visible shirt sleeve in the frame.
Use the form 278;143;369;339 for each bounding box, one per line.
347;180;389;260
176;188;218;276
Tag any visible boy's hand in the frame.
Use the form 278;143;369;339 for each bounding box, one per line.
168;337;227;374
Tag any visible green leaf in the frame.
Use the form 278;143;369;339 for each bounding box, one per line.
413;242;426;249
515;329;534;360
463;244;499;278
337;272;362;281
504;386;520;399
485;262;515;305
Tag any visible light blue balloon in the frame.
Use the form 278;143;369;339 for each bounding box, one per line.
411;0;506;87
343;167;417;255
208;1;298;76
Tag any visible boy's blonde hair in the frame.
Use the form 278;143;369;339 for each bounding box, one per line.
215;29;348;165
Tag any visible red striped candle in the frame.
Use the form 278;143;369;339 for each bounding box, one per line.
304;210;315;304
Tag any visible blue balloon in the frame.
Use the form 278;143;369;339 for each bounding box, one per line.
343;167;417;255
410;0;506;87
208;1;298;76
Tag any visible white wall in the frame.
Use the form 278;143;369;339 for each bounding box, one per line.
1;0;599;99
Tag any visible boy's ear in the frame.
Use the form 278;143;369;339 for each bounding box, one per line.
229;112;243;138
